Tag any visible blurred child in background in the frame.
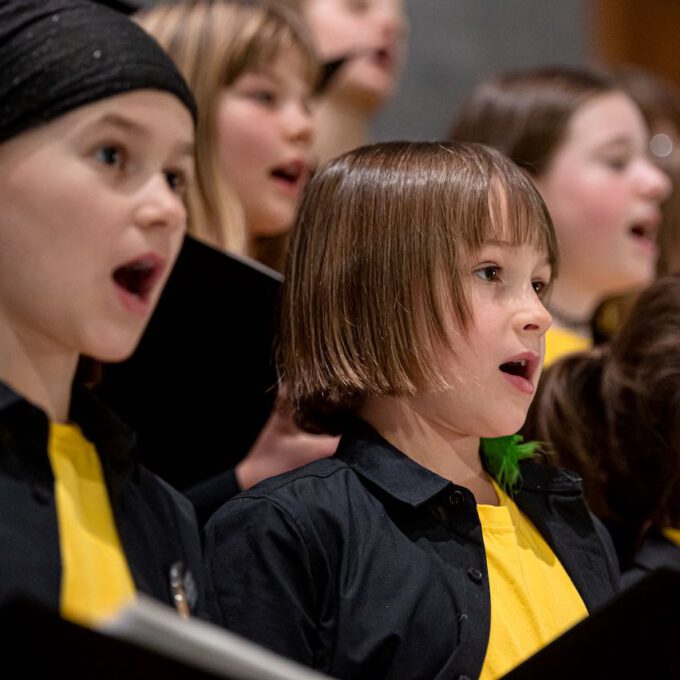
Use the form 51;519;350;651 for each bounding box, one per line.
523;273;680;585
451;66;671;365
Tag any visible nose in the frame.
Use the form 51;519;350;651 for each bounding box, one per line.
375;0;408;45
516;291;552;337
639;157;672;203
283;101;314;147
134;174;187;234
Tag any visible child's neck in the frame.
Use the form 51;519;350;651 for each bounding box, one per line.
548;277;603;335
359;395;499;505
0;319;77;422
313;97;371;165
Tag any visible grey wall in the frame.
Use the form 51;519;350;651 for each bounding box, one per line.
372;0;593;142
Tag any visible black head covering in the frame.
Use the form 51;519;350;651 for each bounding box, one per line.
0;0;197;143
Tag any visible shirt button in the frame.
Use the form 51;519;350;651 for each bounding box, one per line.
448;490;465;506
457;675;472;680
31;484;51;505
467;567;483;583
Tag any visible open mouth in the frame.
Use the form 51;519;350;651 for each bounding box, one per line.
372;47;394;70
271;160;307;189
629;223;657;243
112;255;163;303
499;359;530;380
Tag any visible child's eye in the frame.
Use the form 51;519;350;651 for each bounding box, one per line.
474;265;500;282
346;0;370;12
532;279;548;297
250;89;277;106
165;169;189;196
95;145;124;168
602;156;629;172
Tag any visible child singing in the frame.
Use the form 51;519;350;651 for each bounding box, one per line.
0;0;202;624
204;141;619;679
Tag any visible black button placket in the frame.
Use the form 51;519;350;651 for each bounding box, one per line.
441;484;493;680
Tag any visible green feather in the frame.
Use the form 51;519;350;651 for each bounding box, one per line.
480;434;539;494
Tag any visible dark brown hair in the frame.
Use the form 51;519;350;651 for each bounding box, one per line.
280;141;557;434
450;66;619;176
524;273;680;562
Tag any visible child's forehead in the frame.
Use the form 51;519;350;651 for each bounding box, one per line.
248;45;317;87
470;238;552;264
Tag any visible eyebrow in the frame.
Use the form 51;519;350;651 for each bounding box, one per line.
481;240;552;266
89;113;194;157
596;136;635;150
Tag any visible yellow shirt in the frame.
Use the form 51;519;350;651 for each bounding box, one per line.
662;527;680;548
544;326;591;367
478;482;588;679
48;423;136;625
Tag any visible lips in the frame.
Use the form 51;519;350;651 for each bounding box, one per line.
499;352;539;395
372;46;394;70
631;205;662;237
270;159;309;195
112;253;165;314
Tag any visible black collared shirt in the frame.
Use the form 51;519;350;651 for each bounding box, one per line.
0;381;205;616
205;419;619;679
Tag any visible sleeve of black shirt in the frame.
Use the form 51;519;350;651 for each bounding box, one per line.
203;495;321;667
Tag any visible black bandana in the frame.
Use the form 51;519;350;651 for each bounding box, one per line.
0;0;197;143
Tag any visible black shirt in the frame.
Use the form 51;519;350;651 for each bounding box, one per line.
204;419;619;679
0;381;205;617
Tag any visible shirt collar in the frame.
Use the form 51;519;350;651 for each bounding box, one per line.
335;418;583;506
0;378;137;464
336;419;453;508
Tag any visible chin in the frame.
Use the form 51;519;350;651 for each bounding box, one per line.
83;331;145;365
482;412;530;439
336;75;395;112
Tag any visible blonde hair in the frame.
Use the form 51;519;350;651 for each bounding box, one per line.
280;141;558;433
136;0;319;253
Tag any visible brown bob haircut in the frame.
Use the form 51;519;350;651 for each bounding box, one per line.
280;141;558;434
136;0;319;253
450;66;620;177
523;273;680;564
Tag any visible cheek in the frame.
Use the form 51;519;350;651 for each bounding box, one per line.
542;173;630;245
216;105;268;180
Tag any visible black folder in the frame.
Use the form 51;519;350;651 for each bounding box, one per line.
97;235;281;498
0;598;222;679
0;595;331;679
504;568;680;679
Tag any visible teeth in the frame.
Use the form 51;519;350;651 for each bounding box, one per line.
519;360;527;366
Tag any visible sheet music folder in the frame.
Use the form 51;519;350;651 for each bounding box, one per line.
504;568;680;679
97;235;282;492
0;595;331;680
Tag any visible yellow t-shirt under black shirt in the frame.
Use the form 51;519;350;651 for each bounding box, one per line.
478;482;587;679
48;422;136;625
544;326;591;367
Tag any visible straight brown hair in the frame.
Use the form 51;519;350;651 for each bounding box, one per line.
450;66;619;177
280;141;557;433
523;273;680;562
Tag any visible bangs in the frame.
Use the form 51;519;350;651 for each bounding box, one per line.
432;146;558;331
231;11;320;88
485;172;558;275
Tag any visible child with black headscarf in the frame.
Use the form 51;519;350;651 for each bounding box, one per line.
0;0;203;624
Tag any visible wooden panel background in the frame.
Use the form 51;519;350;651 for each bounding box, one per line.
594;0;680;91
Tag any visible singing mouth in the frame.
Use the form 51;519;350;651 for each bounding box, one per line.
499;358;530;380
112;254;164;303
270;160;309;190
629;222;657;244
